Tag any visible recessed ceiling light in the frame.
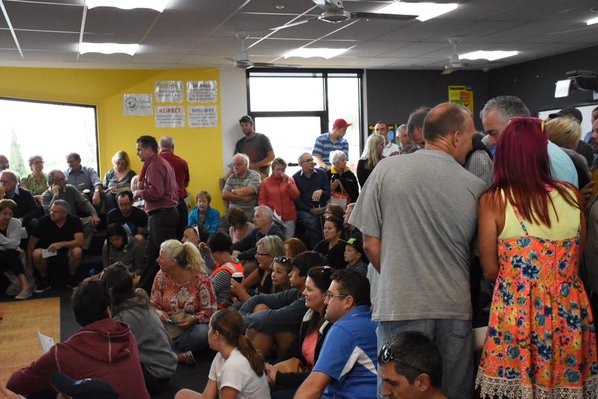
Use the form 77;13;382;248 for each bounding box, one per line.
376;1;459;22
459;50;519;61
284;48;348;59
79;42;139;55
87;0;169;12
587;16;598;25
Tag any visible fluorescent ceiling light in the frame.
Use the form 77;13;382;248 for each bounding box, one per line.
284;48;348;59
376;1;459;22
587;16;598;25
459;50;519;61
86;0;169;12
79;42;139;55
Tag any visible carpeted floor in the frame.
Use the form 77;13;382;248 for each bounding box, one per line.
1;289;211;398
0;297;61;386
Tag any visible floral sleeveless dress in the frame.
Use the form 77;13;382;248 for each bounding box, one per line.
476;204;598;398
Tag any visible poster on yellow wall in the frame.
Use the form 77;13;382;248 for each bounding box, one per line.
448;85;474;113
155;81;184;103
123;94;153;116
156;106;185;128
189;106;217;128
187;81;218;103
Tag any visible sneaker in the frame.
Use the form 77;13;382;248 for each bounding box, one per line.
34;278;51;293
15;289;32;300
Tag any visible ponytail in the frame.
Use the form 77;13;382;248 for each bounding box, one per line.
210;309;264;376
238;335;265;376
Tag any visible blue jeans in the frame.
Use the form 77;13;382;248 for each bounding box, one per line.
174;323;209;353
377;319;473;399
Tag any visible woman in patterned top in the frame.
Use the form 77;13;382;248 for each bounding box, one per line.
476;117;598;398
20;155;48;198
151;239;217;365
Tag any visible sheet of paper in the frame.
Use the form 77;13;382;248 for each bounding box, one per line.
37;331;55;353
41;249;57;259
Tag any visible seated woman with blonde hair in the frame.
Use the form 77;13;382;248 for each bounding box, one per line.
151;239;217;365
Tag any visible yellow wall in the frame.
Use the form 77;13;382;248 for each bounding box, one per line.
0;66;224;212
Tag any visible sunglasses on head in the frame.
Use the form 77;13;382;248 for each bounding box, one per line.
274;256;291;265
378;342;427;375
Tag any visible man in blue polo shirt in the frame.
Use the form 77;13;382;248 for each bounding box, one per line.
295;269;378;399
312;118;351;171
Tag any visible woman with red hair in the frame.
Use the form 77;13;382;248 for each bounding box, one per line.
476;117;598;397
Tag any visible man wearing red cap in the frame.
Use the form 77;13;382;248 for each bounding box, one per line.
312;118;351;171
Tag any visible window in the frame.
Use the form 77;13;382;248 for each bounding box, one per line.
247;70;362;175
0;98;98;179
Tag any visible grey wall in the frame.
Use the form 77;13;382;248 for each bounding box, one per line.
365;44;598;131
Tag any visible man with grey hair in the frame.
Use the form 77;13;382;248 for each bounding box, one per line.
231;204;284;261
158;135;190;237
41;170;100;250
64;152;103;207
28;199;84;291
351;102;486;398
480;95;578;186
222;153;261;221
0;169;41;232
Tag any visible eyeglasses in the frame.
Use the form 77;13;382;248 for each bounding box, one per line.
301;158;315;164
274;256;291;264
256;252;271;258
378;343;427;374
325;292;349;301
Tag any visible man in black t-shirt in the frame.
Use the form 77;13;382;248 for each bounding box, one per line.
107;191;148;245
27;200;84;291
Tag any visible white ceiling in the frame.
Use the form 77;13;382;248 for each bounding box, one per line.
0;0;597;71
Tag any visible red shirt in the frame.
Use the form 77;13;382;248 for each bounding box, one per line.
159;149;190;200
138;154;178;213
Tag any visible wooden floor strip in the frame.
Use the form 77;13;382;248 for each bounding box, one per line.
0;297;60;385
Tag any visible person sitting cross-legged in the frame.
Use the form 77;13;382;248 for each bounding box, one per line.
294;269;378;399
28;199;84;291
6;280;149;399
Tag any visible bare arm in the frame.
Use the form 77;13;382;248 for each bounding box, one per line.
478;193;501;281
363;235;381;272
48;232;84;252
313;155;330;171
294;372;332;399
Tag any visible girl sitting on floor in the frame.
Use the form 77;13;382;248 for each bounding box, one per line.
175;309;270;399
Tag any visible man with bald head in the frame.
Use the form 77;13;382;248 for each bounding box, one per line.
350;103;486;399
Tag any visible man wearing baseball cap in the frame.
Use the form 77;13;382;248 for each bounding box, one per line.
312;118;351;171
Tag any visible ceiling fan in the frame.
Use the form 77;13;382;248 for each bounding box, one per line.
441;37;468;75
230;32;297;69
271;0;416;31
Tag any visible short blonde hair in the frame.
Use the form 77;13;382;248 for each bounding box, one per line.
160;239;206;274
546;117;581;150
111;151;131;168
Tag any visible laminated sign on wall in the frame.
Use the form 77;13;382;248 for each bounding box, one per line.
156;106;185;128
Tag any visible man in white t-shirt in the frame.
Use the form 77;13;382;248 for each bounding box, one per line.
375;121;400;157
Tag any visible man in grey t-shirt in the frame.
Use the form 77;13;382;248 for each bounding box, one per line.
350;102;486;399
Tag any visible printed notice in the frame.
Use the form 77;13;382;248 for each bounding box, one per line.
156;106;185;128
187;80;218;103
124;94;153;116
189;106;218;128
155;81;184;103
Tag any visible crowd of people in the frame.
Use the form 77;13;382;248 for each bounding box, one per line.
2;96;598;399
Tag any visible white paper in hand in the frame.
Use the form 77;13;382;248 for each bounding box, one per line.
41;249;57;259
37;331;55;353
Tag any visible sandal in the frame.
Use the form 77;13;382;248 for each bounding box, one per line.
178;351;196;366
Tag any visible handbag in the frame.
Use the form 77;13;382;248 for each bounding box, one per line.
329;179;350;210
